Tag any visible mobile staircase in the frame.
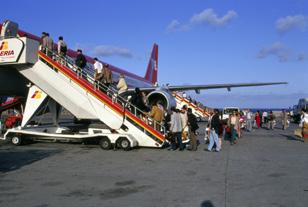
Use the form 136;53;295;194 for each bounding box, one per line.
0;36;166;150
174;93;209;121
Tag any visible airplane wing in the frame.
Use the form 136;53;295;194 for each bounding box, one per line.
131;82;287;93
167;82;288;93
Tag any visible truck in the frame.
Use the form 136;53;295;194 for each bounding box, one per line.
221;107;240;120
292;98;308;123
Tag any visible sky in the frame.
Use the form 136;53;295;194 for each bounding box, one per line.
2;0;308;108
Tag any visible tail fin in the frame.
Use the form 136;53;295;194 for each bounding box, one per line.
144;43;158;85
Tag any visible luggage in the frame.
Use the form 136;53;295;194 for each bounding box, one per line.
294;128;302;138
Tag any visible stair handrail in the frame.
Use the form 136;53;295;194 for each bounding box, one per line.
39;48;166;135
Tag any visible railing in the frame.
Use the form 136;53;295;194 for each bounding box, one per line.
39;47;166;135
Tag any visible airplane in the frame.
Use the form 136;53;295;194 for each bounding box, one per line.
0;20;287;112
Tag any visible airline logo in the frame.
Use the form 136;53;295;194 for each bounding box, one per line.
0;41;14;56
31;90;42;99
151;59;157;71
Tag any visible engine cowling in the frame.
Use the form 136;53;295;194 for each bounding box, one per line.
146;89;176;112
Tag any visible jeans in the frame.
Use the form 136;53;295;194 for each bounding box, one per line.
208;130;220;151
171;132;184;150
231;127;237;143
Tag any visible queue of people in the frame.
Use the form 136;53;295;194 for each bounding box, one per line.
240;109;291;131
167;105;199;151
203;109;295;152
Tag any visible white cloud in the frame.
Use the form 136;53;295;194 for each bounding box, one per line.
166;8;238;33
276;15;308;33
166;20;181;32
257;42;291;62
92;45;134;58
190;9;238;27
166;20;190;32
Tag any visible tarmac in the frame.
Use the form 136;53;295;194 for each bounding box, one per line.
0;122;308;207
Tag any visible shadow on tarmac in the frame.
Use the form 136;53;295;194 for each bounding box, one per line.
0;149;60;173
279;134;304;142
201;200;215;207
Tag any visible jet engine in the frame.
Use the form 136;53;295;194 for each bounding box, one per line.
146;89;176;112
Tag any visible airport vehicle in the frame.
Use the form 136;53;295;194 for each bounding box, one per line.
0;20;287;149
0;97;23;115
292;98;308;123
0;97;24;132
222;107;240;120
221;107;246;128
4;126;137;150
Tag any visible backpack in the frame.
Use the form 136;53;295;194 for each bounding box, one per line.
80;55;87;68
60;42;67;54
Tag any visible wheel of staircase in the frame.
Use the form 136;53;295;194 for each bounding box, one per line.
119;137;131;151
99;137;112;150
11;135;22;146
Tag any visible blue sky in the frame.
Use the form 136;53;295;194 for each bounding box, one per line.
2;0;308;108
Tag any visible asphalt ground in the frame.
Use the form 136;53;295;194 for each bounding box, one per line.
0;122;307;207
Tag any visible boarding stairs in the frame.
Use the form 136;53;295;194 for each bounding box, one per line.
0;37;166;147
174;93;209;120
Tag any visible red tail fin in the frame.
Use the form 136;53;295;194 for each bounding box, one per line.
144;44;158;85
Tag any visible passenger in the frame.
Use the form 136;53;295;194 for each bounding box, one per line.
157;101;164;112
57;36;67;63
246;109;253;132
41;32;48;54
170;107;184;151
147;101;164;130
141;91;149;107
204;111;213;144
75;49;87;77
300;109;308;141
45;33;54;57
228;111;239;145
255;111;261;128
207;109;221;152
93;58;103;89
102;64;113;88
116;74;128;95
130;87;148;115
236;112;241;138
219;119;225;148
282;110;289;130
267;111;275;130
187;108;199;151
180;105;189;142
262;111;268;127
164;112;171;134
